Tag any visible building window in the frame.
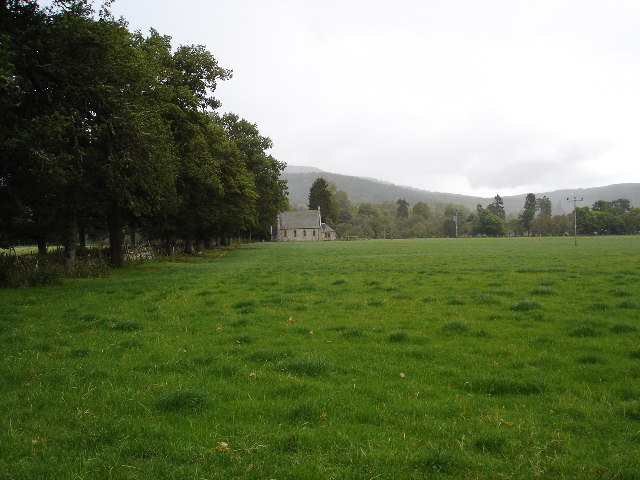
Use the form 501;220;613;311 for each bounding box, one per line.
283;230;287;237
294;230;297;237
313;230;316;236
303;230;307;237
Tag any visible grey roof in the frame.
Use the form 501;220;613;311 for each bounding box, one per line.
321;223;336;233
279;210;321;229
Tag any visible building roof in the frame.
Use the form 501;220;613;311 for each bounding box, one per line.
279;210;321;229
321;223;336;233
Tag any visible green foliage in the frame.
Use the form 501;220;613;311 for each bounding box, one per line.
487;194;506;220
1;1;286;264
0;254;61;287
396;198;409;218
412;201;433;219
474;209;507;236
308;177;339;226
519;193;536;235
536;195;552;216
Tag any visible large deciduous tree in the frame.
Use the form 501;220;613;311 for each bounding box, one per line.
473;209;506;237
1;0;289;266
412;201;433;220
219;113;288;239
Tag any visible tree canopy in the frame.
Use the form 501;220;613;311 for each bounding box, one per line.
1;0;288;264
308;177;338;226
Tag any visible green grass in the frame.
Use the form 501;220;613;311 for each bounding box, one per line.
1;236;640;479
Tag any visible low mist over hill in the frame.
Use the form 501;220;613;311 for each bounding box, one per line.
282;166;640;215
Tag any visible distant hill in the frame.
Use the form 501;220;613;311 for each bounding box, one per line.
281;166;640;215
283;165;325;174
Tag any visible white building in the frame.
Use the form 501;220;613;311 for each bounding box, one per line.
273;208;337;241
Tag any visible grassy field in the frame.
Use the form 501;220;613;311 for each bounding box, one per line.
1;237;640;479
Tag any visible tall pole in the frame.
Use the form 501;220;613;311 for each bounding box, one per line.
453;213;458;238
567;197;583;246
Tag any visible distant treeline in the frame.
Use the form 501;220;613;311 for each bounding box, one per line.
309;179;640;238
0;1;288;266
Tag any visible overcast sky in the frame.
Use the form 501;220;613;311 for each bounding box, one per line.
102;0;640;196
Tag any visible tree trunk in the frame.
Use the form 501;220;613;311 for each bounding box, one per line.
36;236;47;255
184;234;194;254
63;218;78;268
78;223;86;248
164;235;175;256
107;212;124;267
195;236;205;252
129;225;136;248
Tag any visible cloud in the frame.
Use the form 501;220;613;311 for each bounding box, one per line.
99;0;640;195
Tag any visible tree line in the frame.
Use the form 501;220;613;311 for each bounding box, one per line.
307;178;640;238
0;0;288;266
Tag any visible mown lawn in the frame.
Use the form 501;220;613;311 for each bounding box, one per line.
1;237;640;479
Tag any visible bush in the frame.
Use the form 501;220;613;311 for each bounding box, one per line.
65;257;109;278
1;251;109;288
0;253;61;288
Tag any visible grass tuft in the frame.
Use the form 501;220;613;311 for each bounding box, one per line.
232;299;258;309
155;389;208;412
619;401;640;421
284;357;331;376
412;449;465;474
569;323;601;337
387;330;408;342
476;293;501;305
466;376;547;395
473;435;506;454
442;321;468;333
340;329;363;339
531;286;554;296
447;297;465;305
576;355;605;364
618;298;640;309
589;302;609;311
108;319;140;331
610;323;638;334
611;289;632;297
248;349;292;363
510;299;541;311
119;338;142;349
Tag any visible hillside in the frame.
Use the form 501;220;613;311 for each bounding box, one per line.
282;166;640;215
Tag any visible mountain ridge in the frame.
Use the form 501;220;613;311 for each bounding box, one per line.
281;165;640;215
